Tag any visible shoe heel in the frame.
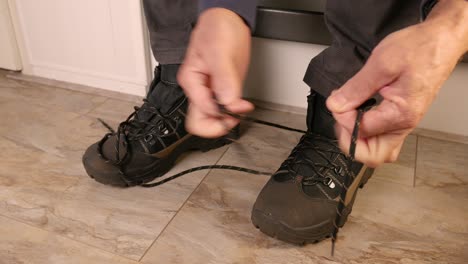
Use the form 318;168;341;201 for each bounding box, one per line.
196;125;240;152
359;167;374;189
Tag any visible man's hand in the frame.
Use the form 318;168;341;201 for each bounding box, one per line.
178;8;254;138
327;0;468;167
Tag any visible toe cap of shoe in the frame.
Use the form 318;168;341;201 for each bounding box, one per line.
252;178;337;229
82;143;126;186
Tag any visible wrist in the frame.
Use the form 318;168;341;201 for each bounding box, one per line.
423;0;468;56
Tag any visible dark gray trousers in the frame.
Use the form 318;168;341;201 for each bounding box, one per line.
143;0;198;64
142;0;420;95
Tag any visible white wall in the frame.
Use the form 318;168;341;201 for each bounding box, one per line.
244;38;327;109
9;0;150;96
244;37;468;136
0;0;21;70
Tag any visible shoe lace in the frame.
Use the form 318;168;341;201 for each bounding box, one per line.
278;133;348;188
97;99;177;166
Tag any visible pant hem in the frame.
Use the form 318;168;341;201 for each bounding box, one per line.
303;65;343;98
153;48;187;65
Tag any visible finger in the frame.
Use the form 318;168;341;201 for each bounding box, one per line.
225;99;255;114
186;104;239;138
333;97;404;139
327;56;399;113
211;59;242;107
358;100;403;138
336;124;383;168
335;124;404;168
386;140;404;163
332;110;357;136
178;50;219;116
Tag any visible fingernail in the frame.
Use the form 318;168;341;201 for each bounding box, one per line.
329;92;347;111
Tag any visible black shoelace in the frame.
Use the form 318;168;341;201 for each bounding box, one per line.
98;99;374;256
275;132;350;188
331;98;375;256
97;99;177;168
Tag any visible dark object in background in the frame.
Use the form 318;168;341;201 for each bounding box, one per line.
254;0;468;62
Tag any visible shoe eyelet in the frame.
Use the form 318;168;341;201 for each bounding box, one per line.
324;177;336;189
144;134;153;142
334;167;344;175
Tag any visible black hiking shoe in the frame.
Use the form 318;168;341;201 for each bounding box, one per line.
251;93;374;244
82;65;237;187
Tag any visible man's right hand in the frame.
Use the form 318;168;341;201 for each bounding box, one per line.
178;8;254;138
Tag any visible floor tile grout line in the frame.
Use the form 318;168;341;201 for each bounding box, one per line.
0;213;139;263
81;97;111;116
413;136;419;188
137;146;231;262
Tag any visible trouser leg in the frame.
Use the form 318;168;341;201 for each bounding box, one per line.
142;0;198;64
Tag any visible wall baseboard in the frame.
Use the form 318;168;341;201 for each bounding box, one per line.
412;128;468;145
249;98;307;115
22;65;147;97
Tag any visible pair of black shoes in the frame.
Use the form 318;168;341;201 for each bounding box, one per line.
82;64;373;244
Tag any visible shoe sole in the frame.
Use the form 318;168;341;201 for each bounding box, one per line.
251;167;374;245
83;128;239;187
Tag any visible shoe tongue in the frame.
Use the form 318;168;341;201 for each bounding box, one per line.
310;94;336;139
147;64;184;114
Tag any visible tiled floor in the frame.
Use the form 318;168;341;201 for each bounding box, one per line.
0;70;467;264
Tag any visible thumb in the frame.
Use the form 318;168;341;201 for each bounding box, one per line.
211;59;243;107
327;56;397;113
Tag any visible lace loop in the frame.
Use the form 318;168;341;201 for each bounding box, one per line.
279;133;350;188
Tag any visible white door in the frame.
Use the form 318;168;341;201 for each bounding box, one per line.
0;0;22;70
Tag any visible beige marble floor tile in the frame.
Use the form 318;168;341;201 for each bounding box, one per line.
1;137;226;260
0;101;107;178
0;96;227;260
352;179;467;262
226;122;303;173
415;137;468;188
372;135;417;186
45;146;227;260
0;215;139;264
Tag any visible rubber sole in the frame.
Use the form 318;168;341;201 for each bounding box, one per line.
251;167;375;245
83;127;239;187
